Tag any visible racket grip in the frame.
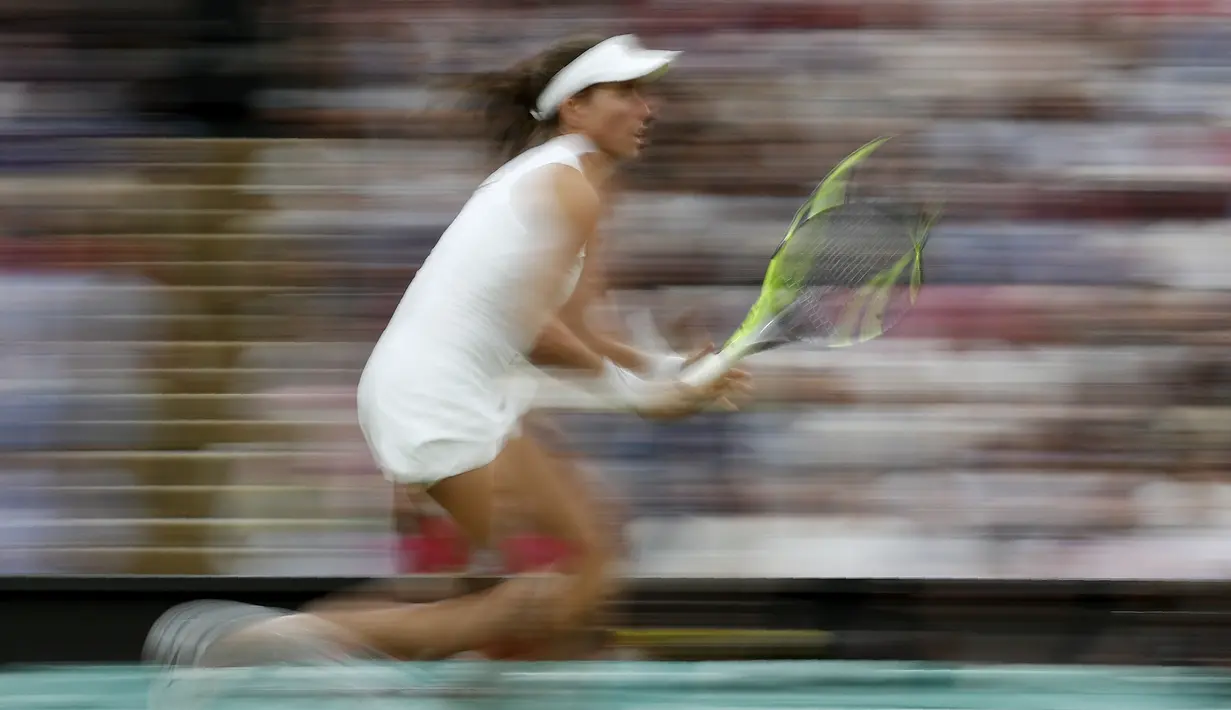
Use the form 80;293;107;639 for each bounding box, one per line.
679;350;739;389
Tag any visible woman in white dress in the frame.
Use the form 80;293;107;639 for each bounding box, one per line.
146;34;745;667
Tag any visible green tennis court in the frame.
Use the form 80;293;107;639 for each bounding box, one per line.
3;661;1230;710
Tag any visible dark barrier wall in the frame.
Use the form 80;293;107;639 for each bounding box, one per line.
4;577;1231;666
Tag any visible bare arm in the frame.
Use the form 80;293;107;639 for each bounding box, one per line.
521;166;706;413
532;306;686;380
544;230;664;374
518;164;611;376
523;166;664;375
561;300;651;372
530;317;606;375
531;306;649;375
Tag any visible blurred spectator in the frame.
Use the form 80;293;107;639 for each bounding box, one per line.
0;0;1229;579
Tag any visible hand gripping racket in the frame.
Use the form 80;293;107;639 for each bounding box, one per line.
681;137;937;388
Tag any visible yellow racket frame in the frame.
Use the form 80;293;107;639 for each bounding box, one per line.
726;136;936;350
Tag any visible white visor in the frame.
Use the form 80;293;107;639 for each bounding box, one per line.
531;35;680;121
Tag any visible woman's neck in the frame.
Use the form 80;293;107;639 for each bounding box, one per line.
555;132;617;185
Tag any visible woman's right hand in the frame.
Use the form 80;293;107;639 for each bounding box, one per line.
600;353;750;420
636;353;751;420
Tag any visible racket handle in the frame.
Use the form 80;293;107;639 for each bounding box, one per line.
680;349;739;389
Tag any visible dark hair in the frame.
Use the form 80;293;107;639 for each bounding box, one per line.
470;36;603;161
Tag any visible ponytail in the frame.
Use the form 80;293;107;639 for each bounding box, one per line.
468;36;602;161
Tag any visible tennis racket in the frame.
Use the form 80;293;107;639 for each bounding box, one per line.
681;136;938;388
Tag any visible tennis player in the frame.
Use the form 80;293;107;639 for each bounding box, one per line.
146;34;746;668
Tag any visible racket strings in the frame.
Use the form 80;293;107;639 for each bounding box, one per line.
776;205;922;343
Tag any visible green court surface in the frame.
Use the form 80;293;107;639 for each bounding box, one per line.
2;661;1230;710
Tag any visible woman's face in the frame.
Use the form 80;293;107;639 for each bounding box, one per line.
563;81;655;160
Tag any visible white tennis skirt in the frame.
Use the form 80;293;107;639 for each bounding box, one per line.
356;372;535;487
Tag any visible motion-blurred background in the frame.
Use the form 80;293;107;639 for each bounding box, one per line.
0;0;1229;580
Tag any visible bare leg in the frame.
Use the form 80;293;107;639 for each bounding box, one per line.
276;428;617;661
304;454;550;660
145;426;619;669
303;575;558;660
475;432;620;632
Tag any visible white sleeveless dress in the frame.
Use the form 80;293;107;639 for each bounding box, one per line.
356;134;596;486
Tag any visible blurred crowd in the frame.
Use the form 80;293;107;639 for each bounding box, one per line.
0;0;1229;578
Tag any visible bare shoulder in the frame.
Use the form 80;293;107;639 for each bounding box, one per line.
544;163;601;233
